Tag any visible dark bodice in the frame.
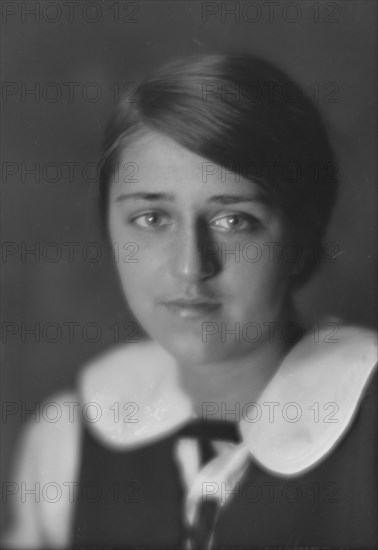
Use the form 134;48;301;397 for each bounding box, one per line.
71;373;377;549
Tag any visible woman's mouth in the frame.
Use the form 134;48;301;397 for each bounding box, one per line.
160;298;222;319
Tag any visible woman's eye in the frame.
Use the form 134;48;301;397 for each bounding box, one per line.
211;214;259;232
131;212;172;229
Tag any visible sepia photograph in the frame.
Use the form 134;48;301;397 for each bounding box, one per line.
1;1;377;548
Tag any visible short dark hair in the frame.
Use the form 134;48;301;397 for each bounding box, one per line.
99;53;338;285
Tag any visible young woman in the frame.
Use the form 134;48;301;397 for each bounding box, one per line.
4;53;377;549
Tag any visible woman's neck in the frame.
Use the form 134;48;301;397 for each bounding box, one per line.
176;323;295;421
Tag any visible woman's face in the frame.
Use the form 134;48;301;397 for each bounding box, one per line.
108;131;294;366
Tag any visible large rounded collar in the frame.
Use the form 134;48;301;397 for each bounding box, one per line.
239;324;377;475
78;324;377;475
78;340;194;448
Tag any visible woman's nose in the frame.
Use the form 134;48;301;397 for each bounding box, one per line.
170;223;221;283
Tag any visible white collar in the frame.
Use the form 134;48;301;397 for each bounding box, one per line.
78;322;377;475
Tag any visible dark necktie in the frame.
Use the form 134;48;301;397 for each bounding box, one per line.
176;420;242;549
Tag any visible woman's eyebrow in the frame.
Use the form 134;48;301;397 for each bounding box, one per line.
115;192;268;206
115;192;175;202
208;194;268;205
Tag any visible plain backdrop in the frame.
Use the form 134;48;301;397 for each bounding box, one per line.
1;0;377;530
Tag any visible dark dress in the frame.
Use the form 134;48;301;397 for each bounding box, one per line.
71;372;377;549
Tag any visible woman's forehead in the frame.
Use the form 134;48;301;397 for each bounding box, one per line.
113;130;262;198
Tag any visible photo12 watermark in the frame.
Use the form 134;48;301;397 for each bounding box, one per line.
202;321;340;345
1;160;139;184
2;480;140;504
201;479;340;505
1;1;140;24
1;241;140;264
201;2;341;25
201;400;340;424
1;400;140;424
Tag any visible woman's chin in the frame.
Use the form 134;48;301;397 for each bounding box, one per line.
158;336;246;367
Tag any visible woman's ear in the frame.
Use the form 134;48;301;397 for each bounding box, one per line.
289;242;317;287
291;262;303;276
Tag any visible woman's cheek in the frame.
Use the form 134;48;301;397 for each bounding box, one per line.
116;248;163;313
228;247;290;316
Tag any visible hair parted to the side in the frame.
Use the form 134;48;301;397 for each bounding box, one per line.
99;53;338;286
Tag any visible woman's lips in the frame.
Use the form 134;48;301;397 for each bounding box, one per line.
160;299;222;319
